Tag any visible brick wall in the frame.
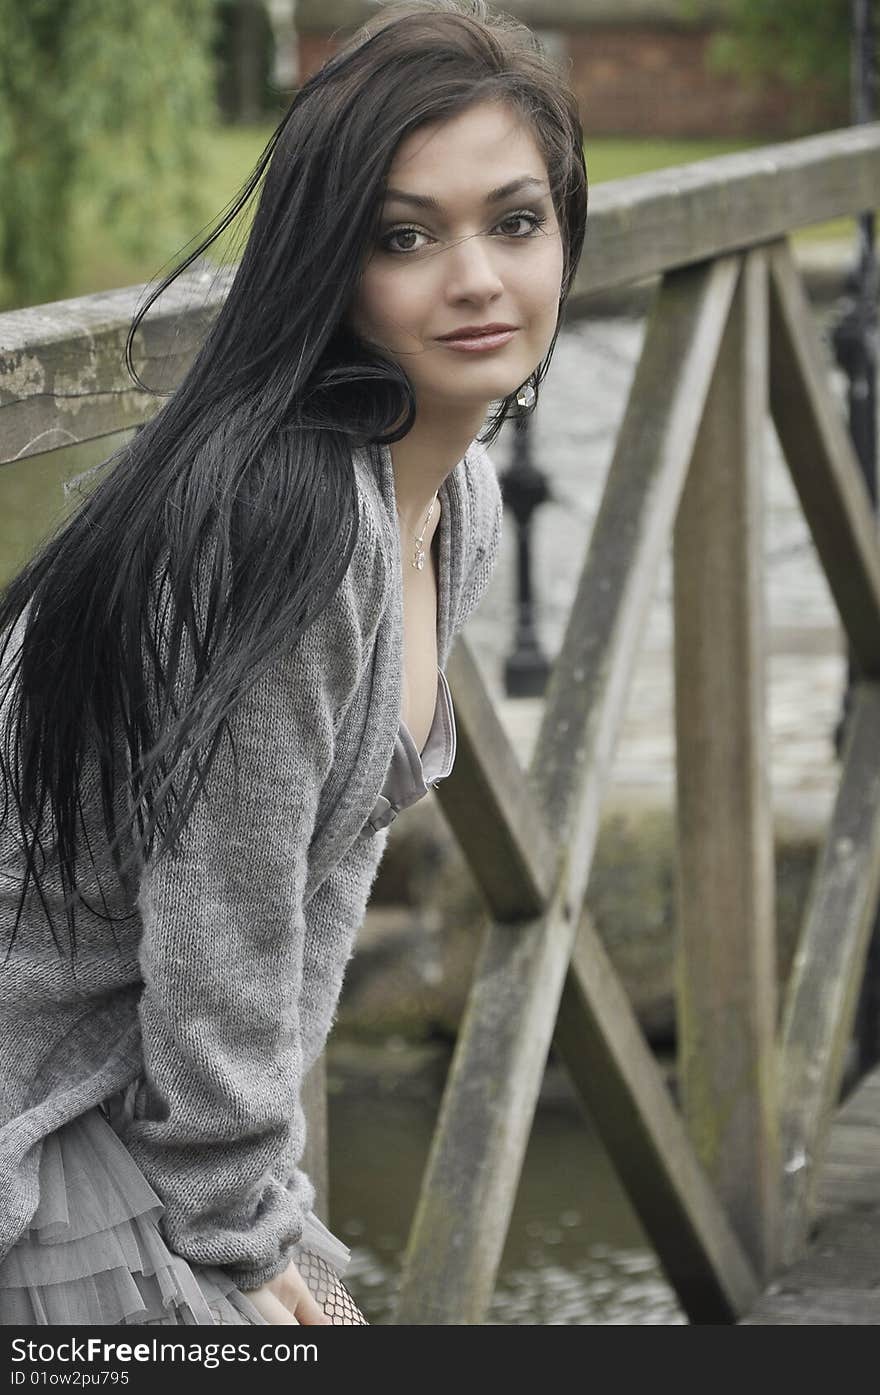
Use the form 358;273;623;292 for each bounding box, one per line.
566;27;845;139
297;33;340;86
296;25;845;141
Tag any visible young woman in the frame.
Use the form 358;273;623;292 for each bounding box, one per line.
0;0;587;1325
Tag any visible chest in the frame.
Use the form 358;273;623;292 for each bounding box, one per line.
398;522;441;755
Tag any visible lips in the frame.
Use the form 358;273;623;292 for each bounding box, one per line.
437;326;518;353
438;323;517;339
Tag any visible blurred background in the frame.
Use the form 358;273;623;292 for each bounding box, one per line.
0;0;856;314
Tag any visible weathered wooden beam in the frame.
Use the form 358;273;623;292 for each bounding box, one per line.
575;125;880;299
672;249;779;1278
768;239;880;674
394;889;581;1325
0;269;230;466
2;129;877;465
440;640;556;919
777;681;880;1266
395;259;743;1324
554;907;759;1322
529;256;741;905
816;1070;880;1213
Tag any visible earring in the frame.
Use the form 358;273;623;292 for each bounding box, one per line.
516;379;536;409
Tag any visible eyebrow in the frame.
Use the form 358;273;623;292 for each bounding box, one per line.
382;175;550;212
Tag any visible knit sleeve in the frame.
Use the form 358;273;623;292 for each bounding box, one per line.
123;572;376;1293
454;442;504;635
299;824;392;1075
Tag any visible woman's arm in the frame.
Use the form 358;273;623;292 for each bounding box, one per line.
123;579;371;1293
298;824;391;1074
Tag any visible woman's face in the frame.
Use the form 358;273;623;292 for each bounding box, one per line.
348;100;565;414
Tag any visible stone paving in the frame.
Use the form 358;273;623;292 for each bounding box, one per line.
464;250;863;839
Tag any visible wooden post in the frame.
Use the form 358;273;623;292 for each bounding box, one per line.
673;249;780;1278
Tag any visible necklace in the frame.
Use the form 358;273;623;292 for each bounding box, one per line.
398;492;438;571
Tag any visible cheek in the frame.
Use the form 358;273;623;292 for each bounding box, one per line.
354;267;417;329
531;241;565;310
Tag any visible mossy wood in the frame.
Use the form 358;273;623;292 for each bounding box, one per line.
672;249;779;1279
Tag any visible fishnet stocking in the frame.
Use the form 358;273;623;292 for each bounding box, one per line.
296;1247;369;1324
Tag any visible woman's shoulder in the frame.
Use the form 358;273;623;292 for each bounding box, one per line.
452;439;505;636
461;439;503;572
464;439;502;528
465;436;498;478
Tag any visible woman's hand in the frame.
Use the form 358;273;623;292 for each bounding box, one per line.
245;1257;332;1325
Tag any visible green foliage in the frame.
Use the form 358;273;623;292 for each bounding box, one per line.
678;0;852;100
0;0;219;309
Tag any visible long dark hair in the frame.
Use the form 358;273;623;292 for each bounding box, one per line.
0;0;588;962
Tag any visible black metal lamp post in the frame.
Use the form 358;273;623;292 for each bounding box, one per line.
501;411;552;697
831;0;878;556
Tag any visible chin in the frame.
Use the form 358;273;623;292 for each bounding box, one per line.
425;388;516;414
428;370;525;401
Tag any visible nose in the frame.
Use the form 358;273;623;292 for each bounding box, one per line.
443;232;504;303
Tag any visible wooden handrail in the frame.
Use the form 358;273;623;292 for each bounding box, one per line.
576;124;880;296
1;126;877;465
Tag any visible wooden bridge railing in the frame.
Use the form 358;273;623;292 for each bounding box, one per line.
1;122;879;1323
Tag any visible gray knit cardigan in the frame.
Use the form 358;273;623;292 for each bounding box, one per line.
0;437;503;1291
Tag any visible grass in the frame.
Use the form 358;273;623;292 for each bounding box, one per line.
62;124;858;303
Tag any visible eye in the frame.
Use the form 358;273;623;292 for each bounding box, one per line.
379;225;430;254
377;208;549;255
496;210;549;238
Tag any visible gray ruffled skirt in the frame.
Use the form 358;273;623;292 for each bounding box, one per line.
0;1088;367;1325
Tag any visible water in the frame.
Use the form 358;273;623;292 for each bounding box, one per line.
326;1041;685;1325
